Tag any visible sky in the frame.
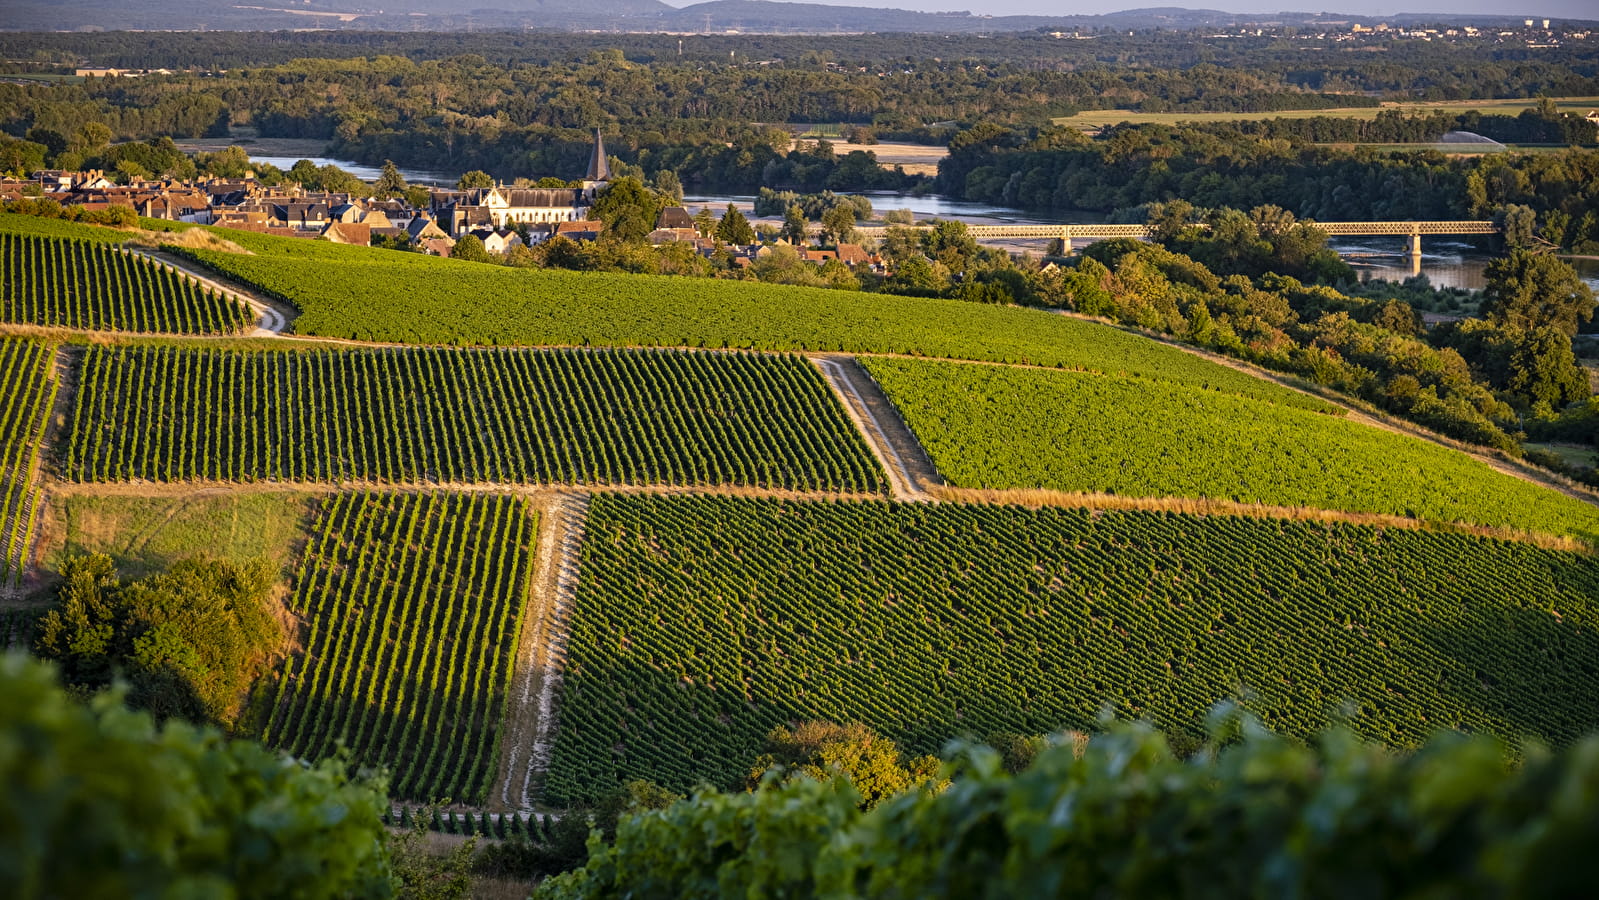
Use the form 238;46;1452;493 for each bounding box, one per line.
657;0;1599;19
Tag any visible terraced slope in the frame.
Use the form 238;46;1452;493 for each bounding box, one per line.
64;344;884;493
863;356;1599;540
0;338;57;588
544;494;1599;803
261;491;536;803
0;232;250;334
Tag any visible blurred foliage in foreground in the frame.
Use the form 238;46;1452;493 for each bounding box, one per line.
537;708;1599;900
0;653;392;900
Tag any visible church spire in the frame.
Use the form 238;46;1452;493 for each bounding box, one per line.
585;128;610;182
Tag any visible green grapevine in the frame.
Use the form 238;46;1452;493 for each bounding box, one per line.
64;345;885;493
544;493;1599;804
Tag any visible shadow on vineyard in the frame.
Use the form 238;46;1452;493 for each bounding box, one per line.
1419;606;1599;746
540;494;1599;803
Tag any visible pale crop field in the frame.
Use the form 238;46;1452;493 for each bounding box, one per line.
1056;96;1599;130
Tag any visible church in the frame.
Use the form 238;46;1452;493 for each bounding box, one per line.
437;129;611;235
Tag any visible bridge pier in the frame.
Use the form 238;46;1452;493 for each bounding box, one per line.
1408;231;1422;276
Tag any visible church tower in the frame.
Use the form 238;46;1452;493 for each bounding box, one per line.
581;128;611;200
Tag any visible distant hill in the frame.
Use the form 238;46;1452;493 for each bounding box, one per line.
7;0;1594;34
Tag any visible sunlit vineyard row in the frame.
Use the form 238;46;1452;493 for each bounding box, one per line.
0;339;57;588
261;491;536;803
156;229;1328;410
862;356;1599;540
0;233;251;334
64;344;884;493
544;493;1599;804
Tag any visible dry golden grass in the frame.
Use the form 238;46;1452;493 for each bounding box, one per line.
929;486;1590;553
126;226;251;254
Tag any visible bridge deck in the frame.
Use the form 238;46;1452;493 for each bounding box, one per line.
840;221;1496;240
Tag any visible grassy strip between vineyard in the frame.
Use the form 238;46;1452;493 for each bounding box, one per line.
0;337;58;589
34;490;318;585
118;222;1327;411
544;493;1599;805
258;491;536;804
62;344;886;495
861;356;1599;542
0;230;252;335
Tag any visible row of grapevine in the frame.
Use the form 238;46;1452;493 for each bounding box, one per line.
0;338;58;588
261;491;536;804
64;345;885;493
384;807;554;840
543;493;1599;804
0;233;251;334
862;355;1599;539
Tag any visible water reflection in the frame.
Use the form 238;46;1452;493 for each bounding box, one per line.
248;156;456;186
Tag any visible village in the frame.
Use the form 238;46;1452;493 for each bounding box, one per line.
0;132;883;274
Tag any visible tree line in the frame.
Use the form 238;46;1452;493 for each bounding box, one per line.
937;120;1599;251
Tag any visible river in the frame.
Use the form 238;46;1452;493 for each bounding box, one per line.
237;155;1599;292
684;191;1599;292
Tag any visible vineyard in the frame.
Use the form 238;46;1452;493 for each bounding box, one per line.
863;357;1599;540
0;233;251;334
543;493;1599;803
166;233;1325;409
261;491;536;803
0;338;58;588
63;344;884;493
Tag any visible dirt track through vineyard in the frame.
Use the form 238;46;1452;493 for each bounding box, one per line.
131;247;292;335
815;355;941;502
495;491;589;812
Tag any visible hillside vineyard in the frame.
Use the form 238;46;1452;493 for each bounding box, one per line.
0;234;250;334
63;345;885;493
261;491;536;804
0;338;56;588
863;356;1599;539
544;494;1599;803
167;237;1332;409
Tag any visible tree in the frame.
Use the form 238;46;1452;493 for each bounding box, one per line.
0;653;392;898
651;169;683;203
716;204;756;246
450;234;494;264
821;203;857;245
72;122;112;155
922;219;977;274
456;170;493;190
782;204;809;245
1495;204;1539;251
878;225;923;264
692;206;716;238
373;159;409;199
1145;199;1198;245
390;803;476;900
589;176;662;244
1481;250;1596;337
887;255;951;295
403;185;431;210
748;721;939;811
35;555;281;727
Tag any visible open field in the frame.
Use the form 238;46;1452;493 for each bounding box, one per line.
261;491;536;804
862;357;1599;540
1527;442;1596;469
34;490;318;584
1056;96;1599;129
544;493;1599;803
